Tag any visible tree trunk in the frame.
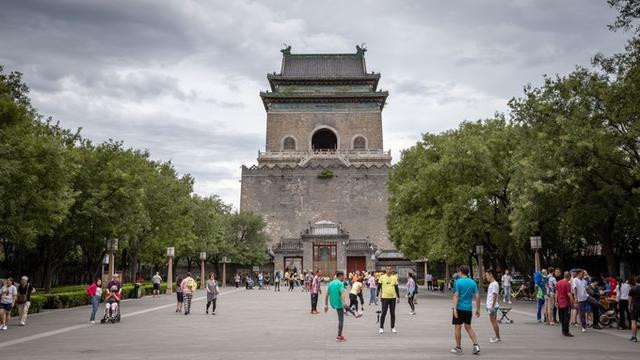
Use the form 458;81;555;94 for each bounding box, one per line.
601;214;618;276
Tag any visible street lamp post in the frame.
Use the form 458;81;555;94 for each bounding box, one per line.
476;244;484;293
530;236;542;272
106;238;119;278
221;256;230;287
424;258;429;286
200;252;207;289
444;254;450;293
166;247;175;295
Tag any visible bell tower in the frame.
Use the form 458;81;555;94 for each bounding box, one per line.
241;46;397;275
257;45;391;167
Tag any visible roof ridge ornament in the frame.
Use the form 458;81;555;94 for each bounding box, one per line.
281;43;292;55
356;43;367;55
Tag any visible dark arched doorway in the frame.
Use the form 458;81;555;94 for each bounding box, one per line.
311;129;337;150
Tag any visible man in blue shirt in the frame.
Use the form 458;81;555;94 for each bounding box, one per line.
451;265;480;355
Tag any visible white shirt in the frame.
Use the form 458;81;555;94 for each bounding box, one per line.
501;274;511;287
547;276;557;294
572;277;588;302
486;281;500;309
619;283;630;300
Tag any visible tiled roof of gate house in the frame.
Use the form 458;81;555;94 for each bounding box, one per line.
281;53;366;78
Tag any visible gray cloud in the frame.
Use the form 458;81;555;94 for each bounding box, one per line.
0;0;631;207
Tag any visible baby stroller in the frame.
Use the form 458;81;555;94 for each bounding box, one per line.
100;286;121;324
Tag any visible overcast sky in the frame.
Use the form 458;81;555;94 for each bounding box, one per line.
0;0;630;208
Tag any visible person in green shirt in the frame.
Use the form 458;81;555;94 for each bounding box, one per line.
324;271;362;342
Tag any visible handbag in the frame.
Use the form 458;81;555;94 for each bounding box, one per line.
16;286;27;304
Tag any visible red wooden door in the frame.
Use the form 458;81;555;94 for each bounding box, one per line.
347;256;366;274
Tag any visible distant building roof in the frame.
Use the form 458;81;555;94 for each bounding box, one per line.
282;54;366;78
278;45;369;78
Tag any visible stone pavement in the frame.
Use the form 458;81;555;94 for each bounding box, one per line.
0;286;638;359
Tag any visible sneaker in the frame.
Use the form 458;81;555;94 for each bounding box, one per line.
564;333;574;337
450;347;463;355
90;320;95;324
489;337;501;343
391;328;398;334
630;336;637;342
2;325;7;330
409;311;416;315
472;344;480;354
354;311;363;318
378;328;384;334
508;301;512;304
19;321;25;326
581;327;586;333
336;335;346;342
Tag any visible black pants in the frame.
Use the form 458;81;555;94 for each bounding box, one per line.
275;282;280;292
206;298;217;313
619;300;629;329
559;306;570;334
408;294;415;312
235;281;239;288
380;298;396;329
289;280;294;291
358;292;365;307
311;293;318;311
349;293;359;312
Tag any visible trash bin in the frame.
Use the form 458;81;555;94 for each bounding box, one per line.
132;283;140;299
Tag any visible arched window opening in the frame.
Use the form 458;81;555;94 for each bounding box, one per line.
353;136;366;150
311;129;337;150
283;136;296;150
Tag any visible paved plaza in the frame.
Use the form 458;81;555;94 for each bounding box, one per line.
0;287;637;359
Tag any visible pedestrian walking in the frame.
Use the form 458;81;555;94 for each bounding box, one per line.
151;272;162;298
274;271;281;292
556;271;574;337
485;270;501;343
324;271;362;342
617;278;631;330
180;272;197;315
377;266;400;334
534;270;546;323
450;265;481;355
545;268;558;325
0;278;17;331
16;276;35;326
86;278;102;324
310;270;321;314
368;272;378;305
501;270;512;304
258;272;264;290
426;273;433;291
205;273;219;315
234;273;240;288
629;275;639;342
175;275;184;313
407;272;417;315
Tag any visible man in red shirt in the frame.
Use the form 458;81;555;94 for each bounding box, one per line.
556;271;574;337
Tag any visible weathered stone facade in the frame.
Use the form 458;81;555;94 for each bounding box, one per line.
240;46;406;275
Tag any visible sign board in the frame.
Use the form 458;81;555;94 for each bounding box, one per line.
252;266;260;272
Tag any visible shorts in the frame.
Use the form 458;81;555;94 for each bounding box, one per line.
486;307;499;316
452;310;473;325
0;303;12;311
632;309;640;322
153;283;160;290
177;292;184;302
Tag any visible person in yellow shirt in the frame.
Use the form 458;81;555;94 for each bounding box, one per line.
377;266;400;334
